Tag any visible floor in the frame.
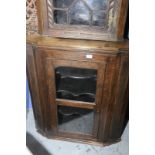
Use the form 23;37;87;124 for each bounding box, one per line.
26;109;129;155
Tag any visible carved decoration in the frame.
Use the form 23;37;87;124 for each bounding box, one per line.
47;0;54;28
108;0;119;32
26;0;38;34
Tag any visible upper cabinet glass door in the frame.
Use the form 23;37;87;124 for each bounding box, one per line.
52;0;108;27
38;0;128;41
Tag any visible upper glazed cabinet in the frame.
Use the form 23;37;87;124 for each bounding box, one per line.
37;0;128;41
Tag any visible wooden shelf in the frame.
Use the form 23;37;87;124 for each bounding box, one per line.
56;99;96;109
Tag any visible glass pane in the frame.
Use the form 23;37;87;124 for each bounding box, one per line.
92;11;107;26
69;1;90;25
86;0;108;10
55;67;97;103
54;10;67;24
58;106;94;134
52;0;108;27
53;0;73;8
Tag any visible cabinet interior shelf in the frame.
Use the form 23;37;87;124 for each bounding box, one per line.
56;99;95;109
55;67;97;103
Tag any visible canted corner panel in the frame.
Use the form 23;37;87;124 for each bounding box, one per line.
26;44;44;131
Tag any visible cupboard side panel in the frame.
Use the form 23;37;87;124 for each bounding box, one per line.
116;0;129;39
109;54;129;140
98;55;121;142
34;48;53;135
26;44;44;133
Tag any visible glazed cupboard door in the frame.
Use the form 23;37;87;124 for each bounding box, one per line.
44;58;106;140
37;0;128;41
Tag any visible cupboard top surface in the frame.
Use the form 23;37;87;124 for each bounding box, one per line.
27;35;128;52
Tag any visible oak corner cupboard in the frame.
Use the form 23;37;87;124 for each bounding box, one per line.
36;0;128;41
26;0;129;147
26;36;129;146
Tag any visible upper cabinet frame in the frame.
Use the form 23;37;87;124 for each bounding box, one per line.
36;0;128;41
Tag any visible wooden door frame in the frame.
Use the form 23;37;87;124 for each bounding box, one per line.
44;58;106;139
